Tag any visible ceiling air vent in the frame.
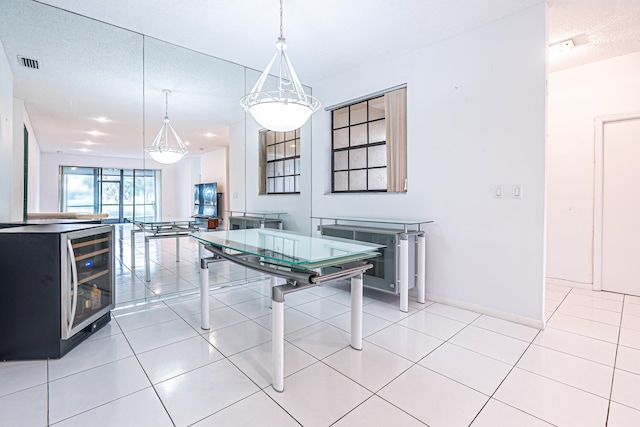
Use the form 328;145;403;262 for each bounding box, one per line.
17;56;39;69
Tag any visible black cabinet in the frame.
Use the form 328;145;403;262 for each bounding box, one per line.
0;224;114;360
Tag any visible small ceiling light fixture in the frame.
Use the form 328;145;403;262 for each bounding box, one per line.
549;38;575;54
86;130;105;136
204;132;215;138
94;116;110;123
145;89;188;164
240;0;320;132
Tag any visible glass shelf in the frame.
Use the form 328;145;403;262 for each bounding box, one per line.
312;216;433;231
129;217;197;226
226;210;287;220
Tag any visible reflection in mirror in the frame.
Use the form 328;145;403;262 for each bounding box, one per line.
0;1;314;307
0;1;157;305
0;0;144;220
140;37;247;301
142;36;244;226
240;67;313;234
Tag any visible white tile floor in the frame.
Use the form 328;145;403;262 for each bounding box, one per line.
2;225;640;426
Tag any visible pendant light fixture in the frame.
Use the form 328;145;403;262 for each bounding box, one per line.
145;89;188;164
240;0;320;132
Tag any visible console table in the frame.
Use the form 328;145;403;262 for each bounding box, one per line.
313;217;432;312
227;211;285;230
130;217;200;282
191;228;383;392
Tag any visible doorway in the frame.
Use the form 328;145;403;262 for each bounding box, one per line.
594;112;640;296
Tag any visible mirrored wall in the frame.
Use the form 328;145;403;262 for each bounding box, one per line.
0;0;313;306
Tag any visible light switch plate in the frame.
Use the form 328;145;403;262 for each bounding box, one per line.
513;185;522;199
494;185;503;198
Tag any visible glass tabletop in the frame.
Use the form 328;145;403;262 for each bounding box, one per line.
191;228;383;266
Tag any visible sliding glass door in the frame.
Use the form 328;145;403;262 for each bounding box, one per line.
60;166;161;222
60;166;99;214
100;169;122;221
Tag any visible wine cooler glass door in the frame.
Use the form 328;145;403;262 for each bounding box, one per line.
62;227;115;339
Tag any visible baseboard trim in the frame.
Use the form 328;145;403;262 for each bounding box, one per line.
425;293;545;330
546;277;592;290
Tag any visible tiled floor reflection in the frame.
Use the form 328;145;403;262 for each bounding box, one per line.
2;225;640;425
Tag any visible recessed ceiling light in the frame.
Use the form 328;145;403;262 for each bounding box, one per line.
549;39;575;54
78;148;91;152
86;130;105;136
184;141;191;146
204;132;215;138
81;140;96;145
94;116;110;123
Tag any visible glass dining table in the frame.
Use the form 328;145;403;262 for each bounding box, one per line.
129;217;200;282
191;228;383;392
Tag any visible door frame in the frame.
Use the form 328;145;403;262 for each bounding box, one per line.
593;110;640;291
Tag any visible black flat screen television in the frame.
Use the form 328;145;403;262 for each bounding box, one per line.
194;182;217;217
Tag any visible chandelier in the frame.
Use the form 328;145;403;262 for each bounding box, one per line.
145;89;188;164
240;0;320;132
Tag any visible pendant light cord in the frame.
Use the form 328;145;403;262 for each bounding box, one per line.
279;0;283;38
164;91;169;118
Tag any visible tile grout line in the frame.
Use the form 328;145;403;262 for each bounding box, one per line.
467;327;549;426
317;299;438;426
465;286;575;426
605;293;625;426
115;301;178;427
42;227;629;425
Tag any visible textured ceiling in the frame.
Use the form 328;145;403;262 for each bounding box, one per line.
36;0;640;80
35;0;546;84
1;0;639;159
548;0;640;72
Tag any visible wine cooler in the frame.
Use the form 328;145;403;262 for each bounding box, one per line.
0;223;115;360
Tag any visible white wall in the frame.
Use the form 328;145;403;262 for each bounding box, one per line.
228;119;246;214
311;5;548;326
547;51;640;287
11;99;24;220
199;147;228;191
229;116;313;233
199;146;229;223
9;99;42;217
0;39;14;221
23;106;41;213
241;117;313;233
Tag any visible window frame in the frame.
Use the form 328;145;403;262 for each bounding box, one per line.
261;128;301;195
331;95;388;193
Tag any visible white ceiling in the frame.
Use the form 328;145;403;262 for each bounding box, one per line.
548;0;640;72
2;0;640;159
36;0;640;79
